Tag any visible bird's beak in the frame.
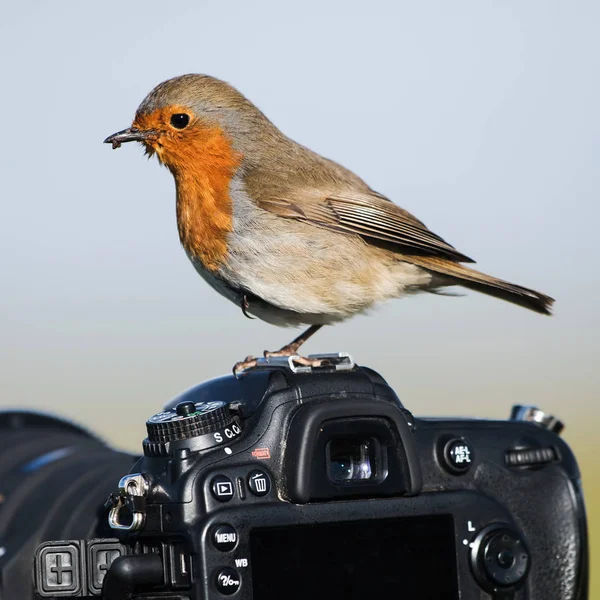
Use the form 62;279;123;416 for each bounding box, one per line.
103;127;157;150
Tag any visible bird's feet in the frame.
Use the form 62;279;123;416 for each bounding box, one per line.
263;344;303;359
233;326;325;377
232;355;259;375
232;351;325;377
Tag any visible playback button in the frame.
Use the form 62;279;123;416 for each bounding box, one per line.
216;567;241;595
211;475;235;502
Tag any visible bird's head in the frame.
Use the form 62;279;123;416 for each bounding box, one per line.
104;74;277;174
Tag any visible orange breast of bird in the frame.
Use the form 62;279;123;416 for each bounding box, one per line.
134;108;242;272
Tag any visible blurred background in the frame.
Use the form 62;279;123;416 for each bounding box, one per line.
1;0;597;594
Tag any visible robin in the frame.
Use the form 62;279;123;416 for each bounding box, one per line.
105;74;554;374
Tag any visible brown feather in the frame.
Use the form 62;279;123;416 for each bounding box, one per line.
248;177;474;263
406;256;554;315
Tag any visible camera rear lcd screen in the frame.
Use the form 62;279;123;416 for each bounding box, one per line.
250;515;458;600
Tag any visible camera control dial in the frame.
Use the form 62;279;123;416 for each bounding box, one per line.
144;401;242;456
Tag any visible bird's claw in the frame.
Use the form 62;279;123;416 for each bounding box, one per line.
267;353;325;368
241;294;255;319
233;355;258;378
233;353;327;378
290;355;326;368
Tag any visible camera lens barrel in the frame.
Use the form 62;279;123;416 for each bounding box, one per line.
0;411;137;600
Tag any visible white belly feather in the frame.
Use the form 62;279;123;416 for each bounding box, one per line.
187;179;434;328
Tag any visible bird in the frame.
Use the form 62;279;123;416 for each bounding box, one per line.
104;74;554;374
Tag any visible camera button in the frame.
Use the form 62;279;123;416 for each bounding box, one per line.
247;470;271;496
482;530;529;587
442;438;473;474
470;524;530;592
211;475;235;502
213;524;238;552
215;567;241;595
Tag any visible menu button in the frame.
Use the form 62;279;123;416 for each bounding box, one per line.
213;524;238;552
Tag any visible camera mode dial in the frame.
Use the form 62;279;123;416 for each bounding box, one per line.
144;401;242;456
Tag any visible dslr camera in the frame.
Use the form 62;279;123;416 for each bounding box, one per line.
16;354;587;599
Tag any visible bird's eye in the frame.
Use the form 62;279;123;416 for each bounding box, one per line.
170;113;190;129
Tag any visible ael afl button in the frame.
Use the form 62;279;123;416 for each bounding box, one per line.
213;524;238;552
442;438;474;474
215;567;241;595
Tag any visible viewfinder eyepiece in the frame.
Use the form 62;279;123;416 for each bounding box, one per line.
326;437;378;482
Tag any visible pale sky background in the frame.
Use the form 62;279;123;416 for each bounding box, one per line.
1;0;599;590
1;0;597;465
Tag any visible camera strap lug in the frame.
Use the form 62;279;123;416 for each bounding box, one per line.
108;473;149;532
250;352;355;374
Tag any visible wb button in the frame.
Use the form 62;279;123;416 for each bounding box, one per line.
216;567;241;595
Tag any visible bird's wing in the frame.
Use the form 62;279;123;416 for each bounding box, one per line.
251;185;475;263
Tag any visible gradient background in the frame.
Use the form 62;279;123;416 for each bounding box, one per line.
1;0;597;594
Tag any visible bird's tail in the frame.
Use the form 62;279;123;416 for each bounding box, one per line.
409;256;554;315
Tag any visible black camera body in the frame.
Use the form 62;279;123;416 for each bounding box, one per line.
33;356;587;600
